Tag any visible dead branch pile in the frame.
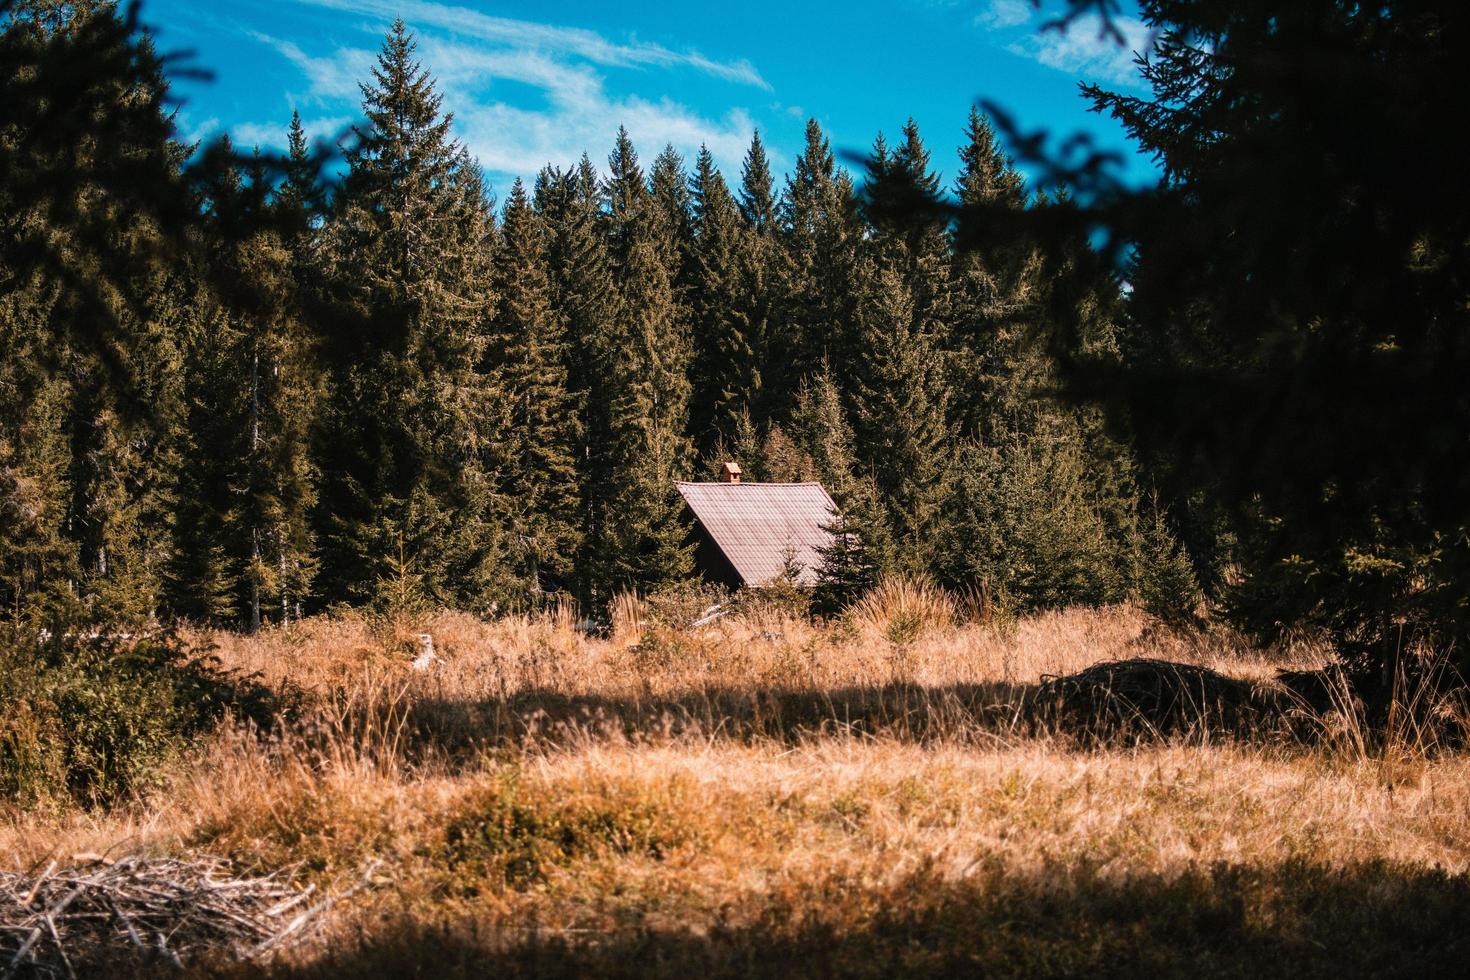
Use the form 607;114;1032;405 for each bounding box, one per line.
1037;658;1273;741
1;855;330;977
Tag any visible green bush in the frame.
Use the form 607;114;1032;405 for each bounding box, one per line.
0;624;276;810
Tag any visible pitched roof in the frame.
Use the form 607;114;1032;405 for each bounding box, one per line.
675;481;837;587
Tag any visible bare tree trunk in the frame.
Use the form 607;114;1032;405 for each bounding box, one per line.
250;527;261;633
249;345;261;634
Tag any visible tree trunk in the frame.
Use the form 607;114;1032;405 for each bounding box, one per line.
249;345;261;633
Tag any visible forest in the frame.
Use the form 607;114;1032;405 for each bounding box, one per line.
2;7;1198;631
6;0;1466;686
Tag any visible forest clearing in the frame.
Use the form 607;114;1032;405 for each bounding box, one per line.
5;596;1470;976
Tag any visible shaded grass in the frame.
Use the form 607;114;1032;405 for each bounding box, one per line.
207;860;1470;979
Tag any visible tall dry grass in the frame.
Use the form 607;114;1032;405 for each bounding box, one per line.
4;596;1468;976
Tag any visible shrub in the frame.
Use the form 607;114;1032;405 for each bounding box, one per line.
642;581;729;631
0;623;276;809
733;578;812;623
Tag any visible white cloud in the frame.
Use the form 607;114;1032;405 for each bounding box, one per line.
1008;15;1152;87
974;0;1033;30
973;1;1152;88
295;0;770;90
248;31;377;100
178;113;222;146
242;4;771;184
415;35;760;180
231;114;355;151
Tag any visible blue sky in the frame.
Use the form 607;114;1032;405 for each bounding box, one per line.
147;0;1158;197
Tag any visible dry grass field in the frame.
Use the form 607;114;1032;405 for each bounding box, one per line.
5;590;1470;977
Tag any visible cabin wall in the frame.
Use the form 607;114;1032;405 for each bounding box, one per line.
686;515;745;590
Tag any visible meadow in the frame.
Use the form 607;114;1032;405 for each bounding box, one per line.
5;588;1470;977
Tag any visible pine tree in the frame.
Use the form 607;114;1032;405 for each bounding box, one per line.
592;131;695;594
314;21;508;612
849;263;951;571
687;146;762;451
534;156;616;602
492;179;582;598
778;120;862;412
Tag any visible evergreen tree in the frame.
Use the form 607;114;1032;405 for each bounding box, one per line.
882;119;950;326
728;404;764;480
313;21;508;612
1135;489;1201;627
0;0;196;625
647;144;695;301
0;286;80;622
604;126;646;270
166;143;323;630
948;108;1037;439
737;130;778;234
534;156;616;602
732;133;786;430
934;428;1122;611
849;264;951;571
491;179;582;598
789;370;894;610
593;131;695;593
687;145;753;452
778;120;862;412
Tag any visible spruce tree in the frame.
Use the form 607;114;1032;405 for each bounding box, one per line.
849;263;951;571
604;126;646;270
778;120;862;413
534;156;616;602
948;108;1038;440
855;121;951;321
593;132;695;593
491;179;582;598
737;130;778;234
688;146;764;451
721;132;785;427
790;370;894;610
0;0;196;625
648;144;695;302
314;21;508;612
935;428;1123;611
0;286;80;622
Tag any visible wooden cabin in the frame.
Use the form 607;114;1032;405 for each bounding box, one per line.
675;464;838;589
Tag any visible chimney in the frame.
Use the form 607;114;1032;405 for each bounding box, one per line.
720;461;742;484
